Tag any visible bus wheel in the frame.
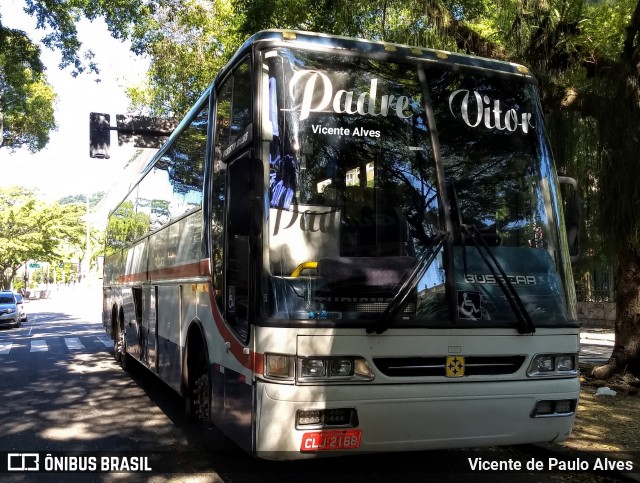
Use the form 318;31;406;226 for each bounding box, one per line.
186;349;226;450
114;318;130;370
189;351;210;423
119;333;130;371
193;370;210;422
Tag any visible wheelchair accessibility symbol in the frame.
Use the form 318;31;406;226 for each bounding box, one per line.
458;290;481;320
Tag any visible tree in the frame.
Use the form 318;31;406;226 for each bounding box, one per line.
0;186;88;289
0;21;56;151
58;192;105;210
0;0;147;151
585;0;640;379
126;0;240;117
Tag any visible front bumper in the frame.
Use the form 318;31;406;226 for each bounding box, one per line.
0;313;18;326
255;378;579;459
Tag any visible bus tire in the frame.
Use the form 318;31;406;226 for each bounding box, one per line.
112;307;121;363
120;334;130;371
184;339;226;450
113;323;121;363
185;347;209;422
115;309;130;371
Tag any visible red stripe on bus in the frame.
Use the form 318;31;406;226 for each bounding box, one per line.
118;259;211;283
148;261;204;280
114;262;260;376
207;287;260;374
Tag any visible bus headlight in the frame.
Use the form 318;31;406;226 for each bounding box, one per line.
301;358;326;377
264;354;374;382
298;356;374;382
527;354;578;377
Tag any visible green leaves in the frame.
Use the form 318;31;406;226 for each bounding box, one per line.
0;26;56;151
0;187;96;289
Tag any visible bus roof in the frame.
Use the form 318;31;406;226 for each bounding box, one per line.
234;29;533;79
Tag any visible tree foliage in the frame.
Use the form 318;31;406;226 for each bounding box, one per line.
126;0;241;116
0;186;94;289
0;0;147;151
0;22;56;151
58;192;105;209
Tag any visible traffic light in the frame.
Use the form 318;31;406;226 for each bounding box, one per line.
89;112;111;158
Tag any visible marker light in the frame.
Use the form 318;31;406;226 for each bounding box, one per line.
264;353;294;380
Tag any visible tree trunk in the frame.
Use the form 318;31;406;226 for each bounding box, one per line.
590;3;640;379
592;247;640;379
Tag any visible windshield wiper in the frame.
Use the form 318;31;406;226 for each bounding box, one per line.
461;225;536;334
366;231;449;335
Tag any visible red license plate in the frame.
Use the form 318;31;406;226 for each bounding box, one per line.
300;429;362;451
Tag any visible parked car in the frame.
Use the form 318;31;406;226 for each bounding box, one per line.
0;291;20;328
14;292;27;322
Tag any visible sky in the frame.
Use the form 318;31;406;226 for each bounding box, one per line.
0;0;150;202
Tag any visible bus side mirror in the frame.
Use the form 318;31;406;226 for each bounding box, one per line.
558;176;581;263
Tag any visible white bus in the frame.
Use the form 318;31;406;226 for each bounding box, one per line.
103;30;581;459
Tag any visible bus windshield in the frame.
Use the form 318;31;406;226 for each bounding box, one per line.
263;47;573;328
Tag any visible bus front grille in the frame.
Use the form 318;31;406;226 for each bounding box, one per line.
372;355;526;377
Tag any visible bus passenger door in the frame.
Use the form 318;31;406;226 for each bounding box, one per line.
225;153;253;341
212;57;255;451
221;152;257;451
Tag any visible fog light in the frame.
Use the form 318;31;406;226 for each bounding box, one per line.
554;400;573;414
531;399;576;417
532;400;554;416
